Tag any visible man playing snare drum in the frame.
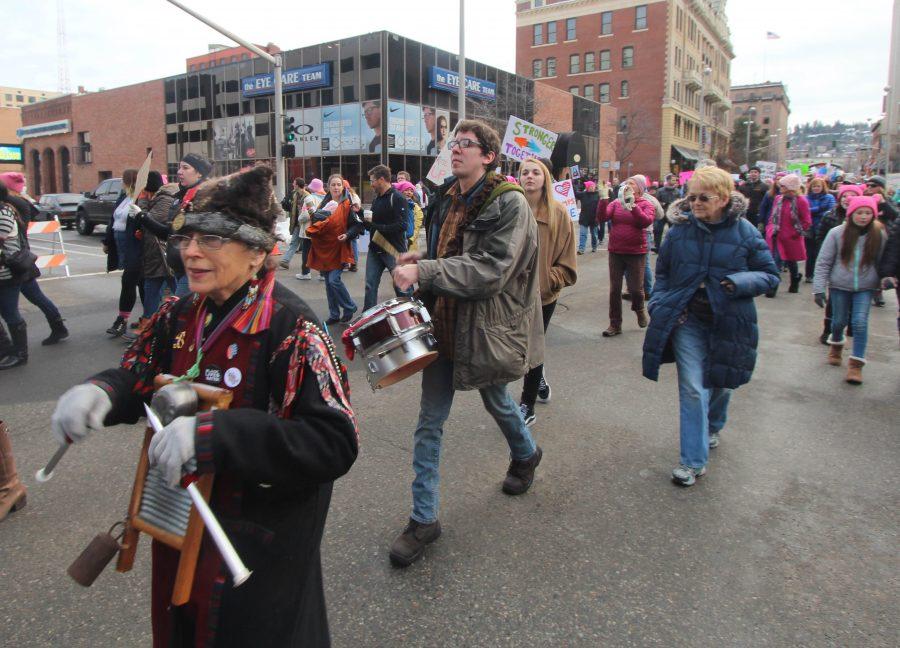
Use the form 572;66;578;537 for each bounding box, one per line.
390;120;544;567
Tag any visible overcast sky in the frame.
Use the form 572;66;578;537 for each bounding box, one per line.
5;0;894;127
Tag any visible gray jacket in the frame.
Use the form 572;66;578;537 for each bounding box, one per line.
813;224;886;294
418;186;544;391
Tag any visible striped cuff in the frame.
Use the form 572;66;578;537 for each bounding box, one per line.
194;411;215;475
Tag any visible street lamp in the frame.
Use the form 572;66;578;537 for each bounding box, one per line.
699;66;712;157
744;106;756;167
166;0;285;198
885;86;893;174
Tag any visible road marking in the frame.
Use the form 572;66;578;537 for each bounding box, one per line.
38;270;121;282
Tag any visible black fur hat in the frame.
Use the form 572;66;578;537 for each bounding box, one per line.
189;164;282;233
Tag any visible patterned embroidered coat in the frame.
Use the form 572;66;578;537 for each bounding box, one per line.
90;270;357;648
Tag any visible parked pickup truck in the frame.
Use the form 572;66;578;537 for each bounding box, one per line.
75;177;122;235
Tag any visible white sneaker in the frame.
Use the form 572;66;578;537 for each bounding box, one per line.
672;464;707;487
295;273;311;280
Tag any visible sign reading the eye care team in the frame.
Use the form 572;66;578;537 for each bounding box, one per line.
552;179;580;221
241;63;332;98
500;116;558;163
427;66;497;101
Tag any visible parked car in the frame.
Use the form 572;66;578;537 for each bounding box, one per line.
36;193;85;228
76;177;122;235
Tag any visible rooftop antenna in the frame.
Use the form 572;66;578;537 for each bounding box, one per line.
57;0;71;94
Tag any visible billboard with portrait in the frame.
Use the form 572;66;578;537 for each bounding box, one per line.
361;100;382;153
423;108;451;156
212;115;256;160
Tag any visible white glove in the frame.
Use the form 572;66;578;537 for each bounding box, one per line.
51;383;113;445
618;185;635;211
127;203;142;218
148;416;197;488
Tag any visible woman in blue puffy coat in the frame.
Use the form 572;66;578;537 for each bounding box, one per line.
642;167;779;487
805;177;836;283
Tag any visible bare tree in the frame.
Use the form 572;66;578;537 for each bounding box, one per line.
604;108;654;168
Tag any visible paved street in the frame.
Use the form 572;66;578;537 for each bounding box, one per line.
1;241;898;647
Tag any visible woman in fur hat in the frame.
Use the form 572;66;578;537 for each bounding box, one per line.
50;165;358;647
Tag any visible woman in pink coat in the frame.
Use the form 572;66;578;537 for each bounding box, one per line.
765;173;811;295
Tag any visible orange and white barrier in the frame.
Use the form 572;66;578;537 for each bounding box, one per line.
27;216;70;277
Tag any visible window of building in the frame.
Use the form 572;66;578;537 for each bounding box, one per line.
635;5;647;29
566;18;577;40
189;64;196;72
28;97;36;103
601;11;613;35
570;87;580;96
619;115;628;131
533;0;544;6
532;59;543;78
583;84;594;101
534;24;543;45
584;52;595;72
231;56;237;63
199;62;206;70
77;131;92;164
676;7;683;31
569;54;580;74
547;21;557;44
675;47;682;68
599;49;611;70
546;57;556;76
675;115;682;137
599;83;610;103
15;95;23;102
3;94;10;101
621;80;629;98
241;53;249;60
622;46;634;68
763;117;770;125
673;80;681;101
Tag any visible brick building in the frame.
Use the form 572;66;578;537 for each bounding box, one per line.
19;80;167;196
186;43;281;73
730;81;790;167
516;0;734;180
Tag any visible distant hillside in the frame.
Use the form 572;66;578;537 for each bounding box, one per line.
787;121;871;157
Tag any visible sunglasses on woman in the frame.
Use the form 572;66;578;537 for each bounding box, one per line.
686;193;717;203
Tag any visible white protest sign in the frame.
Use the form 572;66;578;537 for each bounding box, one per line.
552;179;579;220
426;145;453;185
756;160;777;181
500;115;558;162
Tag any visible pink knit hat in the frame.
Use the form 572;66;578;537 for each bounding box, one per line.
307;178;324;193
583;180;596;190
627;175;647;193
393;181;415;193
836;184;864;201
846;195;879;219
778;174;801;192
0;172;26;194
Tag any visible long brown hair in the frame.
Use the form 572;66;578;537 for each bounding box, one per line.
517;157;555;220
840;218;884;268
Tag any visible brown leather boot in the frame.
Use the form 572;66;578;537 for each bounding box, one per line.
637;308;649;328
389;518;442;568
845;357;864;385
827;340;843;366
602;324;622;337
0;421;27;521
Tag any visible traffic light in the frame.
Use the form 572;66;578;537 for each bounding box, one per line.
286;132;296;142
282;144;296;158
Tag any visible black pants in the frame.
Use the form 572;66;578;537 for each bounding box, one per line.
520;301;557;408
805;236;820;279
119;268;145;315
300;238;311;275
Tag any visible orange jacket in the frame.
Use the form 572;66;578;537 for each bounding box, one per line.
306;197;355;271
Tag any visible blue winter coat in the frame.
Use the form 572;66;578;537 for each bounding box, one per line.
642;193;780;389
806;191;836;230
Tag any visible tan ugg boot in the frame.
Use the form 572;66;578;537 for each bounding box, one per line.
0;421;27;521
826;336;843;366
636;308;649;328
845;357;865;385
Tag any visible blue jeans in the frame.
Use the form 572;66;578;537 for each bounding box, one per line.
578;224;599;252
144;276;176;315
411;357;537;523
113;230;129;270
0;283;24;328
323;269;356;319
20;277;61;323
830;288;873;359
364;248;410;311
671;314;733;469
174;274;191;298
282;228;301;264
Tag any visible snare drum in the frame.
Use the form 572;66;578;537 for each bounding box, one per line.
345;297;438;389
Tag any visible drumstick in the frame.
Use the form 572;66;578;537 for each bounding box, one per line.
144;404;252;587
372;231;401;259
35;439;71;482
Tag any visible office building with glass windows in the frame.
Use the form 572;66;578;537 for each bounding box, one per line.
164;31;606;200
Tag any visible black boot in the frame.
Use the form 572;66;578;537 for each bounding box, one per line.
106;316;126;337
765;284;778;298
0;325;12;358
0;322;27;370
788;273;802;293
42;318;69;346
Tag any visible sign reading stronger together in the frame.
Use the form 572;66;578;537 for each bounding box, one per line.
500;116;558;163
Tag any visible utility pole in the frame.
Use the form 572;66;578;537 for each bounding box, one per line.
165;0;285;198
885;86;893;174
458;0;466;122
699;66;711;158
745;106;756;166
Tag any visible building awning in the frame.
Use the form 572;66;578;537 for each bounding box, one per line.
672;145;699;161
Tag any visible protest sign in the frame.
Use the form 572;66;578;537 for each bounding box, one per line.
426;145;453;185
500;115;558;162
552;179;579;220
756;160;777;181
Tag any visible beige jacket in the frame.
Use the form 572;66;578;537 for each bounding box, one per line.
535;201;578;305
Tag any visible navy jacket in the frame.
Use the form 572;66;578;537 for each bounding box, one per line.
642;193;779;389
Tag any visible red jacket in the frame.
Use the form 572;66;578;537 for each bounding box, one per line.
306;197;356;271
596;197;655;254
